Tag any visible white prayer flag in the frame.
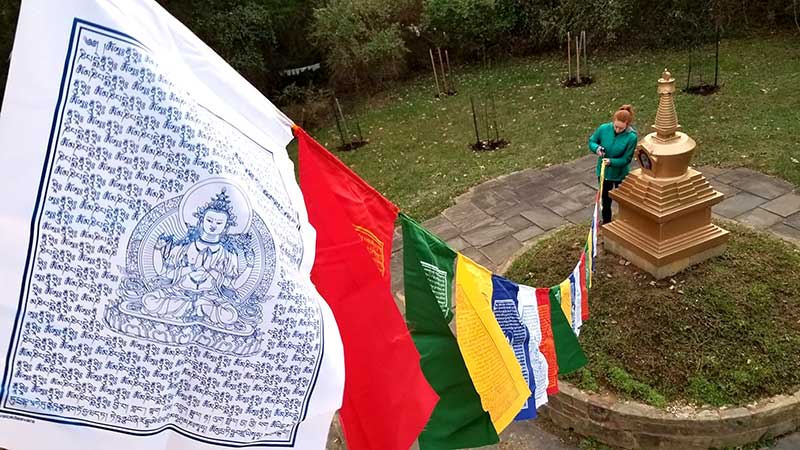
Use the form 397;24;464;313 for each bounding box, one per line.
0;1;344;449
516;285;549;409
569;264;583;335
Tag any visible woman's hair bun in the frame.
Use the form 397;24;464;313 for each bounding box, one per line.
614;104;635;124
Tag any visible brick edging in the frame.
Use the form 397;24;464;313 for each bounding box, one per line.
542;381;800;449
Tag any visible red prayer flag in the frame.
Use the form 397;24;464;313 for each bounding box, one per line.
296;127;438;450
535;287;560;395
580;252;589;321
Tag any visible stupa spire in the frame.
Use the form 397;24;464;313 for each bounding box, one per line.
653;69;681;141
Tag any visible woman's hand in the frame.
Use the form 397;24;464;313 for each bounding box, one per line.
603;158;611;166
596;145;605;157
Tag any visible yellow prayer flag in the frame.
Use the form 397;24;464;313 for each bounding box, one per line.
454;254;531;433
559;279;572;327
599;161;606;190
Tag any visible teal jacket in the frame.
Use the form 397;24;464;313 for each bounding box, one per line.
587;122;638;181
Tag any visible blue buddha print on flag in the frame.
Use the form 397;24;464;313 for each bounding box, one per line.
143;184;253;324
106;178;276;356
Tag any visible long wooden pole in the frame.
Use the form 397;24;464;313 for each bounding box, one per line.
332;99;346;148
470;96;481;144
429;48;441;97
567;31;572;81
437;47;448;95
583;31;588;78
445;49;455;93
482;96;490;142
355;120;364;143
576;36;581;82
490;93;500;142
714;27;720;87
334;97;351;146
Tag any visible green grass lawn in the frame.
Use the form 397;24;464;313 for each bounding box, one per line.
302;34;800;220
504;223;800;408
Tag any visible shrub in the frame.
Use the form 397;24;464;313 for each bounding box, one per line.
161;0;317;94
275;82;333;129
422;0;798;57
422;0;515;53
498;0;633;50
311;0;420;90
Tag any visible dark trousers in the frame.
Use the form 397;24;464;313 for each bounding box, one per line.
601;179;621;224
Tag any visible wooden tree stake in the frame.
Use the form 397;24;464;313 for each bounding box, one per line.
429;48;441;97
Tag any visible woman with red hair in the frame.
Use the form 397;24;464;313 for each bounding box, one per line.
587;105;637;224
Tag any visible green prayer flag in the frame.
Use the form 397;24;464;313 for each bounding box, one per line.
549;287;588;375
400;213;499;450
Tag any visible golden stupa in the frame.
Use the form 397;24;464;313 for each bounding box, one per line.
602;69;729;279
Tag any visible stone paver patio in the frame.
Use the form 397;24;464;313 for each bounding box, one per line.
381;154;800;450
391;155;800;295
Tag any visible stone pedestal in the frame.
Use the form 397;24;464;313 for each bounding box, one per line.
603;69;729;279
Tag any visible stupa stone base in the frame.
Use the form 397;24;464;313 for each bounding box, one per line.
603;221;729;279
